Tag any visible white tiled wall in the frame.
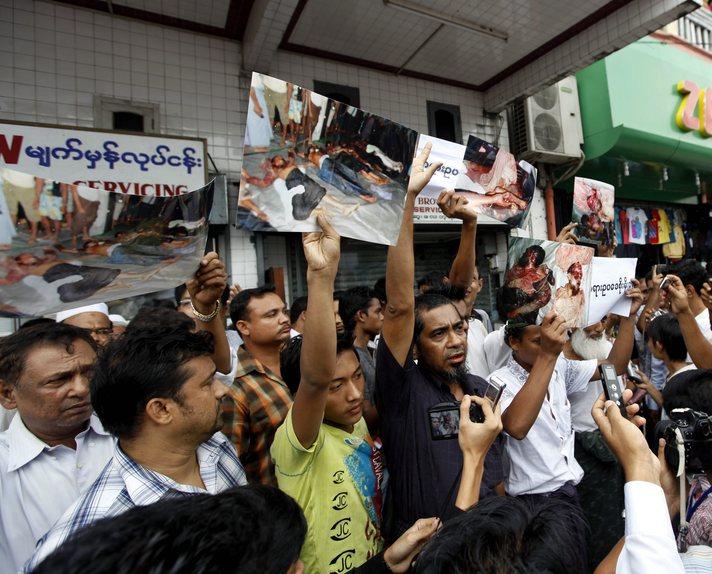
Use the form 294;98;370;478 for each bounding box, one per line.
0;0;511;289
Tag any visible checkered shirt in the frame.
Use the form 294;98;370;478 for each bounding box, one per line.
221;346;292;485
24;432;245;571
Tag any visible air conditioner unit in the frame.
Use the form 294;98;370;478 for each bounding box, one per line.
508;77;583;164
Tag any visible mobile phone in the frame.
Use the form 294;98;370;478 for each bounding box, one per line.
626;362;642;384
659;275;671;291
427;379;507;440
599;363;626;415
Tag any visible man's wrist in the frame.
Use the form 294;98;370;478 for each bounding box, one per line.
192;299;216;316
624;458;660;485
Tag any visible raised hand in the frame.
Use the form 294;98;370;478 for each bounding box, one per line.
555;222;578;245
625;279;645;317
701;281;712;310
662;274;691;315
408;142;442;198
458;395;502;457
383;517;439;573
437;190;477;223
302;213;340;276
540;311;567;356
186;252;228;315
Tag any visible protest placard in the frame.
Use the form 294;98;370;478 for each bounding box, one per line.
0;120;207;196
572;176;615;245
0;167;212;316
238;72;417;245
586;256;637;326
501;237;594;329
412;134;536;227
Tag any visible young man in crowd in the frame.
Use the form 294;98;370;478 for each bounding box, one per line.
375;144;504;541
490;286;642;569
647;312;695;393
223;286;293;484
0;323;115;573
564;320;625;569
340;285;384;433
25;309;246;570
55;303;113;347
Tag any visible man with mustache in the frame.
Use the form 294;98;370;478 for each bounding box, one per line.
375;144;504;541
0;323;115;573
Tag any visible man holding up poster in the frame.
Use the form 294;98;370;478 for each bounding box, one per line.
488;282;643;568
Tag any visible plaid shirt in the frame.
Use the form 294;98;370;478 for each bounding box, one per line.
221;346;292;485
25;432;245;572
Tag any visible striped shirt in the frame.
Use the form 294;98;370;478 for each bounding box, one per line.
221;345;292;485
25;432;245;571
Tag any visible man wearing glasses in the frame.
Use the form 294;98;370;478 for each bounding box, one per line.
56;303;113;348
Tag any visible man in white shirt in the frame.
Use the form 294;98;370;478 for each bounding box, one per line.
0;322;115;574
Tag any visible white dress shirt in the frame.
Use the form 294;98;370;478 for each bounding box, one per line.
0;405;15;432
466;318;490;379
490;354;598;496
616;481;685;574
0;414;115;574
483;326;511;375
688;309;712;364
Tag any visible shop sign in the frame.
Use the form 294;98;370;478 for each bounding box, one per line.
675;80;712;137
0;120;207;195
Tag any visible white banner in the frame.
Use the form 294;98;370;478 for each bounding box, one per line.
586;257;638;326
0;121;207;196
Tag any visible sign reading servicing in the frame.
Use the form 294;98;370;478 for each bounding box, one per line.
675;80;712;137
0;121;207;196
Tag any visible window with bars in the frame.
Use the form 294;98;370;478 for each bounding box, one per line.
677;15;712;52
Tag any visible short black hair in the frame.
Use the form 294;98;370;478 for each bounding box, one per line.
127;307;195;333
517;245;546;267
670;260;707;295
415;495;586;574
229;286;277;335
504;315;538;348
91;313;214;439
0;323;96;387
373;276;386;304
647;314;687;362
280;332;355;395
32;485;307;574
18;317;55;330
340;286;378;334
428;284;468;305
417;270;447;292
289;296;308;325
413;292;460;342
663;368;712;415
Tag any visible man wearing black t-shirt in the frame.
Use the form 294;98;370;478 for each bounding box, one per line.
375;144;504;541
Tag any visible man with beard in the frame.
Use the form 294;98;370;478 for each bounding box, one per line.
565;320;626;570
25;314;246;571
375;143;504;541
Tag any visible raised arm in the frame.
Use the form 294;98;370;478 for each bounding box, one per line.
666;275;712;368
187;252;231;374
637;266;663;334
439;191;478;289
382;142;441;366
292;215;341;448
502;312;566;440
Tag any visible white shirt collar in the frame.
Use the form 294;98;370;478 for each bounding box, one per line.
7;414;109;472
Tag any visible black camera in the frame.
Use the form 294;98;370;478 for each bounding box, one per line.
655;408;712;474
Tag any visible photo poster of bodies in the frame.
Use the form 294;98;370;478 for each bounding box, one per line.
239;72;417;245
502;237;594;329
413;134;536;228
586;256;637;327
572;177;615;245
0;166;212;317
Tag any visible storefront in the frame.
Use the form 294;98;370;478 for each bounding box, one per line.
556;30;712;272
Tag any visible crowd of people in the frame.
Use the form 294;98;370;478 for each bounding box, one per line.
0;143;711;573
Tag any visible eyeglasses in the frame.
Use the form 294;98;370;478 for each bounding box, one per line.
178;299;192;307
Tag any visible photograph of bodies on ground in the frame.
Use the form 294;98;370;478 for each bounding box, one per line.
0;167;211;316
572;176;615;246
414;134;536;228
500;237;594;329
239;72;417;244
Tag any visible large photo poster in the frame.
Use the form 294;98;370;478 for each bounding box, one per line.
572;176;615;245
413;134;536;228
500;237;594;329
0;167;212;316
238;72;417;245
